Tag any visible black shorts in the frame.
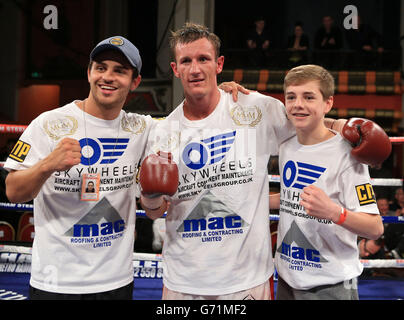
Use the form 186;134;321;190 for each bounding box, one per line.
29;281;133;300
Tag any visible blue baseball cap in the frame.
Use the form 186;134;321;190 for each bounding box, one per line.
90;36;142;73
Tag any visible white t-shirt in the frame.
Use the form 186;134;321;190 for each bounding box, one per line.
4;101;154;294
147;90;294;295
152;218;166;252
274;133;379;290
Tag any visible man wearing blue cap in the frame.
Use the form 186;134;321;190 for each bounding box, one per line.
4;36;153;299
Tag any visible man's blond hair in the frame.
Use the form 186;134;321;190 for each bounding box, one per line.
284;64;335;100
169;22;221;60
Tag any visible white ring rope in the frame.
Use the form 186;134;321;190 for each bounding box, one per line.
0;124;403;270
2;122;404;142
268;175;403;187
1;204;402;224
0;245;402;269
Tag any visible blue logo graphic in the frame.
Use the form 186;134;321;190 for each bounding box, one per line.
282;160;326;190
183;215;242;232
182;131;236;170
79;138;129;166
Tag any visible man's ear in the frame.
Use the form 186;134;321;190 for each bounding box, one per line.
170;61;180;78
130;75;142;92
325;96;334;114
216;56;224;75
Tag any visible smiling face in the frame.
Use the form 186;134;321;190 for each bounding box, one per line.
170;38;224;101
87;50;141;111
285;80;333;134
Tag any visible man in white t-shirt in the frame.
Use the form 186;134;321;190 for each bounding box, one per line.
4;36;154;299
271;64;386;299
140;23;359;300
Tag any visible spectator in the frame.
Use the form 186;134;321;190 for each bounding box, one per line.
389;187;404;212
377;196;396;217
387;198;404;258
313;16;343;69
357;237;397;278
246;16;271;68
345;16;383;52
384;223;404;259
287;22;309;67
345;16;384;69
314;16;343;50
358;237;385;259
360;192;404;277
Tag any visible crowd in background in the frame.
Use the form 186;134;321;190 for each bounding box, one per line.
241;15;394;70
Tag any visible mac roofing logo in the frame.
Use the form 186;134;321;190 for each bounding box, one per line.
177;190;248;233
65;197;125;237
277;220;328;263
79;138;129;165
282;160;326;190
182;131;236;170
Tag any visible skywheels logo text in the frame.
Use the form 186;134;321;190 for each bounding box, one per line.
282;160;326;190
79;138;129;165
182;131;236;170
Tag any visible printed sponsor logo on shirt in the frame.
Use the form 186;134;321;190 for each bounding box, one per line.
65;198;126;248
282;160;326;190
230;105;262;127
182;131;236;170
177;191;248;243
355;183;376;206
277;221;328;271
8;140;31;163
79;138;129;165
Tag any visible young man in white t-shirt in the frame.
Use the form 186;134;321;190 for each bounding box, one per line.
4;36;155;299
271;64;385;299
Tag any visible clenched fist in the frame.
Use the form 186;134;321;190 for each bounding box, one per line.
47;138;82;172
299;185;341;223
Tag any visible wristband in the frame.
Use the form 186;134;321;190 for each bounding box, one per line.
335;207;347;225
143;204;162;211
141;194;164;211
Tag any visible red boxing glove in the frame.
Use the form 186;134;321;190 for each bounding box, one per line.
139;152;179;209
341;118;392;168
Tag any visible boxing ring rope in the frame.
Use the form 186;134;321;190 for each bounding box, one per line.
0;202;403;224
0;244;402;269
0;124;27;134
0;123;404;300
0;124;404;268
1;123;404;141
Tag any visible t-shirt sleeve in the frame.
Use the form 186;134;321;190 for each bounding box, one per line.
138;115;159;163
339;163;379;214
4;116;52;172
266;98;295;155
